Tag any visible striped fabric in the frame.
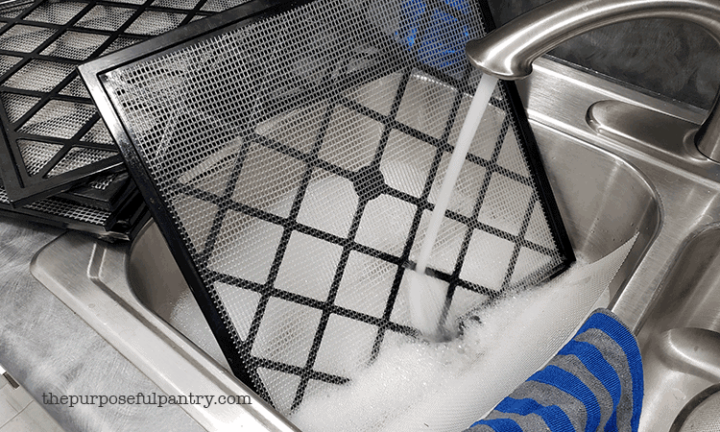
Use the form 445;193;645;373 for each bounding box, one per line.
465;309;643;432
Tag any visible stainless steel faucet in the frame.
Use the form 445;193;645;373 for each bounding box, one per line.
465;0;720;161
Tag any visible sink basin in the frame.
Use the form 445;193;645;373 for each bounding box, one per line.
127;112;659;361
119;94;659;428
32;56;720;431
635;227;720;432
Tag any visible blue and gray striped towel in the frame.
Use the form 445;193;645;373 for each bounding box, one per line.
465;309;643;432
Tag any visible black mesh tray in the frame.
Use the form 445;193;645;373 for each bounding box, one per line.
0;176;149;241
80;0;575;412
57;170;136;211
0;0;249;207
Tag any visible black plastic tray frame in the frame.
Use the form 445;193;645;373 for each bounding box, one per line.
57;170;135;211
0;0;241;207
80;0;575;402
0;180;150;241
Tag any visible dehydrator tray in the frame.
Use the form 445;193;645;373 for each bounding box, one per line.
0;175;149;240
0;0;250;207
80;0;575;413
57;170;135;211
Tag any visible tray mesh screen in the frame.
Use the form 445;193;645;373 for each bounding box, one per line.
0;175;141;241
0;0;247;204
95;0;572;414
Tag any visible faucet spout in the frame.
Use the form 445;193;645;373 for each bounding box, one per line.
465;0;720;161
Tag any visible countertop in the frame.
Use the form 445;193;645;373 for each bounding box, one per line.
0;216;206;432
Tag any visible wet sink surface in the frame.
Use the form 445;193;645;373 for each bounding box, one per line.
122;109;661;428
521;59;720;432
31;57;720;431
636;227;720;432
126;110;660;369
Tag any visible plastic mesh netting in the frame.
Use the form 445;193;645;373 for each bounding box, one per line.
86;0;574;414
0;0;248;205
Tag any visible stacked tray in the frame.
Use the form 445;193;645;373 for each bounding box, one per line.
0;0;248;239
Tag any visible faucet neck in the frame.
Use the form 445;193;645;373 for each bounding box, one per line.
466;0;720;161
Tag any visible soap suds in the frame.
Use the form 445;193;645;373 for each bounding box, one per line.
290;234;636;432
290;264;582;432
168;129;636;430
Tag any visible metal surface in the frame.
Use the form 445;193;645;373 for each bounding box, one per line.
78;0;574;411
0;217;207;432
30;55;720;430
634;228;720;432
32;228;302;432
465;0;720;162
516;57;720;431
670;383;720;432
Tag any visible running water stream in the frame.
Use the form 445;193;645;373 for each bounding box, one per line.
408;73;500;337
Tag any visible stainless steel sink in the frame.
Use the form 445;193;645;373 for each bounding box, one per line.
31;56;720;431
635;227;720;432
521;58;720;432
126;91;659;360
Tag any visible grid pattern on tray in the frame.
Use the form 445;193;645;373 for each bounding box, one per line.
0;172;147;241
0;175;108;225
97;0;571;414
0;0;250;205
